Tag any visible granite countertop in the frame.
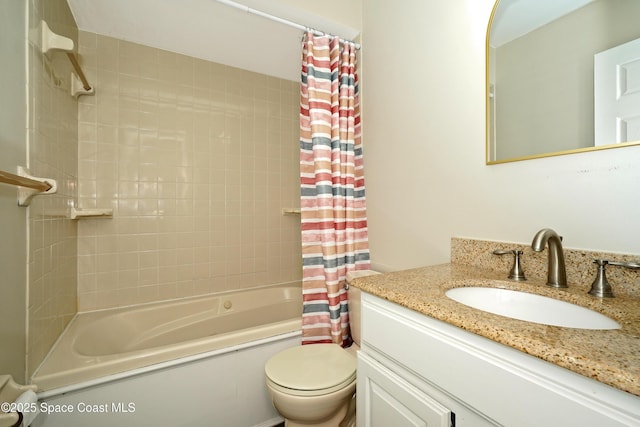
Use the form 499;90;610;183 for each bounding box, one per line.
350;263;640;397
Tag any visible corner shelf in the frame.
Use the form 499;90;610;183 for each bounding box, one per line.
69;207;113;220
282;208;301;215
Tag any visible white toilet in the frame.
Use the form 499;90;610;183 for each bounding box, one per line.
265;272;373;427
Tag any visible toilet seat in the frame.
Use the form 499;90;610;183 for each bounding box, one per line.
265;344;356;397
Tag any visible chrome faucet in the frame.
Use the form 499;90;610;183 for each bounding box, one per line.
531;228;567;288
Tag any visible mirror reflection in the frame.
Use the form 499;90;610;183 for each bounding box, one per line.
486;0;640;164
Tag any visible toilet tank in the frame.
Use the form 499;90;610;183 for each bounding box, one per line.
348;287;362;346
346;271;379;347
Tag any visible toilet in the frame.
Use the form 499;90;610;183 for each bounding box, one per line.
264;271;376;427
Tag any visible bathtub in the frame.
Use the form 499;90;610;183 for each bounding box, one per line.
32;283;302;427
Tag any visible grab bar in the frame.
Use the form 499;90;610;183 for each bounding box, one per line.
0;167;57;206
39;20;94;97
66;52;91;91
0;169;51;192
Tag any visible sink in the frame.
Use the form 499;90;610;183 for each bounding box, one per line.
445;287;620;330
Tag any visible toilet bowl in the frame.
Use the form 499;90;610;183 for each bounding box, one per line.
265;344;357;427
264;271;378;427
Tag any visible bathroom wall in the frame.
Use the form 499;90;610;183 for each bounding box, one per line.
75;32;301;311
26;0;79;377
361;0;640;272
0;0;28;383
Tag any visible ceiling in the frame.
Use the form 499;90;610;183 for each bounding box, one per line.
66;0;359;81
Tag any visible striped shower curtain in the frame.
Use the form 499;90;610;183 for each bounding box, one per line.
299;31;370;347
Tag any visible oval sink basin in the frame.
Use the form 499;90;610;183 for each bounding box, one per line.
445;287;620;330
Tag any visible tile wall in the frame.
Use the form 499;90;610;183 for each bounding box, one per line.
76;32;302;311
27;0;79;376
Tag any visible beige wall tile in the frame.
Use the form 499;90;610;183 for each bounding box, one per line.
77;31;301;309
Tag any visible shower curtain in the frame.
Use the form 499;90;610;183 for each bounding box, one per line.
300;31;370;347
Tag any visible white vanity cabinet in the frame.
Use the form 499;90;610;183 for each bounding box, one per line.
356;292;640;427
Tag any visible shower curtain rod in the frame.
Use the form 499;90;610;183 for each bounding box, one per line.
213;0;361;50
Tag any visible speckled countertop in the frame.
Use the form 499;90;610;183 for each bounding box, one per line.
350;263;640;397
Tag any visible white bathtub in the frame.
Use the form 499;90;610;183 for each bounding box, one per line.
32;283;302;427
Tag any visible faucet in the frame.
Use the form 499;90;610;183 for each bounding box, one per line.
531;228;567;288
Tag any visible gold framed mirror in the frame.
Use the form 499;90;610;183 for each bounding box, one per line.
486;0;640;164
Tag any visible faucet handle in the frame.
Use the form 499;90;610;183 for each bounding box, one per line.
492;249;527;281
608;261;640;269
589;259;613;298
589;259;640;298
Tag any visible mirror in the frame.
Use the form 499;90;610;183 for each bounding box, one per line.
486;0;640;164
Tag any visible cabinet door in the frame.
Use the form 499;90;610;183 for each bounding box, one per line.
357;352;451;427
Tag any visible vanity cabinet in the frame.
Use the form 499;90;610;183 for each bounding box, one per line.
356;292;640;427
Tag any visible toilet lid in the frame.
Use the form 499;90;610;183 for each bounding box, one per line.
265;344;356;392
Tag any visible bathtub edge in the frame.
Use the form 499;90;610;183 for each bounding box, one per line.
36;330;302;399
